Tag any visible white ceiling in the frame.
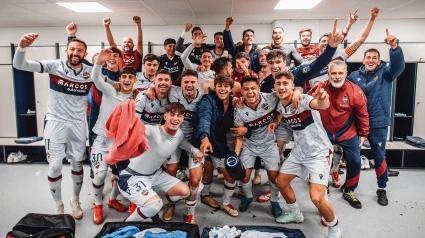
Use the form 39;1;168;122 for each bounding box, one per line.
0;0;424;27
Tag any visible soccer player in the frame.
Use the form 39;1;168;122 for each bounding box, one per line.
135;69;171;126
176;24;214;65
264;27;304;66
181;35;215;84
90;49;140;224
347;29;405;206
296;29;320;61
134;54;160;91
314;60;369;209
113;102;204;222
269;71;341;238
258;48;271;84
103;16;143;71
233;76;282;217
159;38;184;85
13;33;92;219
211;32;231;60
223;17;261;73
231;52;258;83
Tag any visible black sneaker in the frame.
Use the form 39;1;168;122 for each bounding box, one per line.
342;189;362;209
377;189;388;206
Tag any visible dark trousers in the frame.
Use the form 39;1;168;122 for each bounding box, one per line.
332;135;361;191
368;127;389;188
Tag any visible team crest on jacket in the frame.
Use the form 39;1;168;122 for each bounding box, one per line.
342;96;349;104
373;76;379;81
83;72;90;80
141;189;149;196
310;48;315;53
261;103;269;110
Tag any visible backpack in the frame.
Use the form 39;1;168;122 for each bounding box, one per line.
406;136;425;148
6;213;75;238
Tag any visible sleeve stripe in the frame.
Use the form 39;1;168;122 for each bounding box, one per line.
345;47;355;57
39;62;44;73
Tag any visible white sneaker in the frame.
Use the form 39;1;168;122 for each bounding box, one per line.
14;151;28;163
361;155;370;170
56;203;65;215
361;158;365;169
327;228;342;238
7;153;17;163
70;200;83;219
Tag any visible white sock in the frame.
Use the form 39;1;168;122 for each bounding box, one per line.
326;216;339;233
223;180;236;204
71;161;84;198
201;181;212;196
270;182;279;202
287;201;301;216
241;181;253;198
110;181;120;200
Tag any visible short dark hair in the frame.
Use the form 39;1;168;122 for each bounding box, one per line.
165;102;185;114
319;33;329;43
299;28;312;36
156;69;171;77
242;29;255;38
143;53;160;64
214;32;223;38
214;74;234;89
164;38;176;46
201;50;213;57
235;52;250;60
192;26;203;35
109;47;121;58
181;69;198;79
213;57;231;74
266;49;287;62
120;66;136;77
364;48;380;59
240;75;259;87
275;71;294;82
274;27;284;33
67;38;87;51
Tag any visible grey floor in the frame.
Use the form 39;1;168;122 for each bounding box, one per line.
0;164;424;238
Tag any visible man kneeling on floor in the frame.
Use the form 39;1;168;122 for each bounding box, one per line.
269;71;342;238
105;102;204;222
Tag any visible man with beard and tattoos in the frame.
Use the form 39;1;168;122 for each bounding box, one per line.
176;24;214;65
103;16;144;71
13;33;92;219
159;38;184;86
134;54;160;91
264;27;304;66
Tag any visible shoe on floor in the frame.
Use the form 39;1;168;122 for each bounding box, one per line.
56;203;65;215
270;201;282;218
327;228;342;238
258;190;271;202
128;202;137;214
321;216;327;227
185;214;196;224
201;195;219;208
239;197;253;212
92;205;103;225
233;189;246;198
377;189;388;206
14;151;28;163
339;161;346;168
361;155;370;170
221;203;238;217
342;189;362;209
7;152;17;163
331;172;340;188
70;200;83;220
107;199;126;212
162;204;175;221
217;173;224;180
275;212;304;224
253;172;262;185
388;169;399;177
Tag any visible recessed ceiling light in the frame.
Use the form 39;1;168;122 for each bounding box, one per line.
274;0;322;10
56;2;112;13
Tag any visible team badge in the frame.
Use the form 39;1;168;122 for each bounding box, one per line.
290;108;297;114
373;76;379;81
83;72;90;80
342;96;349;104
245;112;249;116
141;189;149;196
319;174;324;180
261;103;269;110
302;66;310;73
151;103;155;108
174;61;178;65
310;48;315;53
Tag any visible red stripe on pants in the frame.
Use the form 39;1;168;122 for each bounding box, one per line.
376;159;387;177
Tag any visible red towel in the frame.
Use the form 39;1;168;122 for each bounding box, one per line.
104;100;149;165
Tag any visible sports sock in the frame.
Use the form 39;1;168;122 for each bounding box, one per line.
48;162;63;203
110;179;120;200
201;180;212;196
70;161;84;200
222;180;236;204
241;181;253;198
270;182;279;202
287;200;301;216
186;186;198;215
92;170;107;205
326;216;339;233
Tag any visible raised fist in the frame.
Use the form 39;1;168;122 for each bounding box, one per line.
226;17;234;26
103;18;111;27
185;23;193;32
19;33;39;48
371;8;380;20
133;16;141;25
66;22;78;37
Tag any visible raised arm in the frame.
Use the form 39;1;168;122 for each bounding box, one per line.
176;23;192;53
66;22;92;66
103;18;118;48
133;16;143;55
181;35;205;70
342;10;359;37
13;33;42;72
92;49;116;94
347;8;379;54
223;17;237;56
383;29;405;81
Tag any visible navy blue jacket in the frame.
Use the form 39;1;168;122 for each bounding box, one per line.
223;30;261;73
347;46;405;128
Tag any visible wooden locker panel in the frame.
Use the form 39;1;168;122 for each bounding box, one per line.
413;63;425;138
0;66;17;137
